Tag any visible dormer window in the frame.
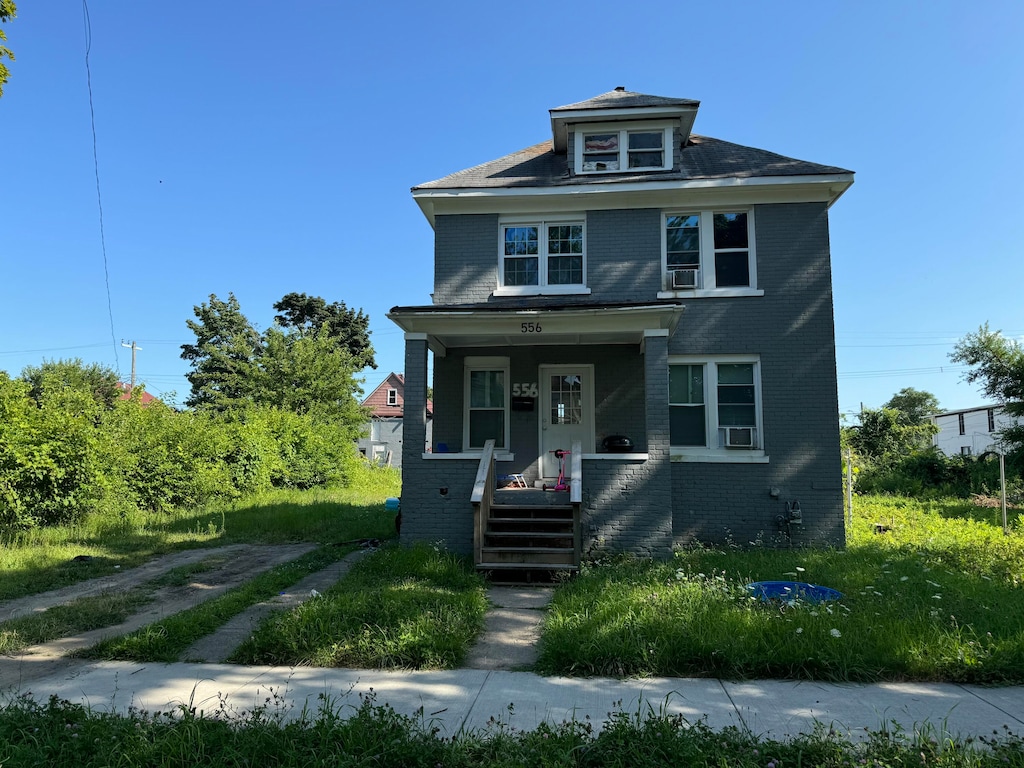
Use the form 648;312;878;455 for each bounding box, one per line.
574;122;673;175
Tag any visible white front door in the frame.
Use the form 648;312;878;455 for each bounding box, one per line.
539;365;594;478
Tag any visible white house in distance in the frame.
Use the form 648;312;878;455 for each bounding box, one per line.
357;373;433;468
931;405;1019;457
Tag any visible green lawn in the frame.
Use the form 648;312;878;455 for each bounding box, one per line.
537;495;1024;682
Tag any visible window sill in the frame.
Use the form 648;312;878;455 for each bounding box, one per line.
494;286;592;297
658;288;764;299
671;449;769;464
423;451;515;461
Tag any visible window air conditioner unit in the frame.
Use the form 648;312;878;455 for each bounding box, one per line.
724;427;754;449
671;268;698;289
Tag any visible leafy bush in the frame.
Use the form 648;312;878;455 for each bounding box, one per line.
0;373;105;530
1;371;364;535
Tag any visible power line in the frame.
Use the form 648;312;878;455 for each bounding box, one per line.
82;0;119;377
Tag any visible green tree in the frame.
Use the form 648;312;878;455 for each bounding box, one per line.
951;324;1024;453
847;388;939;465
180;293;262;411
883;387;940;426
258;325;367;433
273;292;376;370
0;1;15;98
20;358;121;410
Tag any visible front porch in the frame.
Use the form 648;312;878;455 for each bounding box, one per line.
389;300;682;571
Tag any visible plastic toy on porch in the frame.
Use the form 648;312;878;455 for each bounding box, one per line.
543;448;570;492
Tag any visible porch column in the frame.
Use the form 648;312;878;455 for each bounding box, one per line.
643;329;673;557
402;333;429;470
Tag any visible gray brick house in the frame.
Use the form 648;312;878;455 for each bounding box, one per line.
388;88;853;575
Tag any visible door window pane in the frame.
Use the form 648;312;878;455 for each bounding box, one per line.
550;374;582;425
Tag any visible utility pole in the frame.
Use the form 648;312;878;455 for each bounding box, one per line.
120;340;141;392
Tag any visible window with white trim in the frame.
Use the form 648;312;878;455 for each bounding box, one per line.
669;357;763;455
574;123;674;174
663;210;755;292
464;357;509;450
499;219;585;293
386;388;398;406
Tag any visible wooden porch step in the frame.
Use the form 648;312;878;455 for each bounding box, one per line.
489;504;572;515
480;547;575;565
483;532;573;544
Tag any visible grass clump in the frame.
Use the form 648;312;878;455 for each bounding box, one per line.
83;547;350;662
537;495;1024;683
1;693;1021;768
232;543;488;669
0;591;153;655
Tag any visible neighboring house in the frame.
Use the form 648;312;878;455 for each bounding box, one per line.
116;383;158;406
931;405;1018;457
388;88;854;574
357;373;433;468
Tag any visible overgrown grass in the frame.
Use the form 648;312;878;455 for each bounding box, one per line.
0;463;399;601
231;543;488;669
1;693;1021;768
82;547;352;663
0;591;153;655
537;495;1024;683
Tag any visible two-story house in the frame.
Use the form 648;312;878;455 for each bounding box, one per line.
356;372;433;468
931;405;1019;457
388;88;854;576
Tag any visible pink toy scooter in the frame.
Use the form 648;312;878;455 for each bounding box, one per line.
543;448;571;491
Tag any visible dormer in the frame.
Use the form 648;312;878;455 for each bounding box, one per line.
549;87;700;176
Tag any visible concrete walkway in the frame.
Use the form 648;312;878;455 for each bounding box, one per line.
5;659;1023;742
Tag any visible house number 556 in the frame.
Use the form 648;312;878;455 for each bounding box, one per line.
520;322;542;333
512;383;539;397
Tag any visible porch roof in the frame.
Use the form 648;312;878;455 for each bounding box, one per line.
387;300;684;356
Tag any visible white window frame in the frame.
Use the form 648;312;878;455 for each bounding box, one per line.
669;355;767;463
496;214;590;296
659;209;762;299
463;356;510;451
386;388;398;406
573;121;674;175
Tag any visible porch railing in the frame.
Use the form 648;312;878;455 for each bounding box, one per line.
570;439;582;567
471;439;496;566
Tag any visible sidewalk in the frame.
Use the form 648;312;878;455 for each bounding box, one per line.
4;657;1023;741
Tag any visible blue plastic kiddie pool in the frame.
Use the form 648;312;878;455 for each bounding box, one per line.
745;581;843;603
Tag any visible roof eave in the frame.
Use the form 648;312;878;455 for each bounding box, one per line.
411;173;855;225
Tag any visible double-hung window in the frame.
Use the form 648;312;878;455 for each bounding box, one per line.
663;210;757;295
499;217;587;295
464;357;509;450
386;388;398;406
574;122;674;174
669;357;765;461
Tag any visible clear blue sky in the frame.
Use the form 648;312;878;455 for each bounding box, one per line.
3;1;1022;421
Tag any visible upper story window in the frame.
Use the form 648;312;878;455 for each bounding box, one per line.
669;356;766;462
497;216;589;296
987;409;995;433
661;210;759;297
574;122;673;175
386;388;398;406
958;413;966;435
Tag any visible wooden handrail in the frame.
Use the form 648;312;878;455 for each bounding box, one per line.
471;439;496;566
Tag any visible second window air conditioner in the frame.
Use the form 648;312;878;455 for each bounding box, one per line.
724;426;755;449
670;268;698;289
